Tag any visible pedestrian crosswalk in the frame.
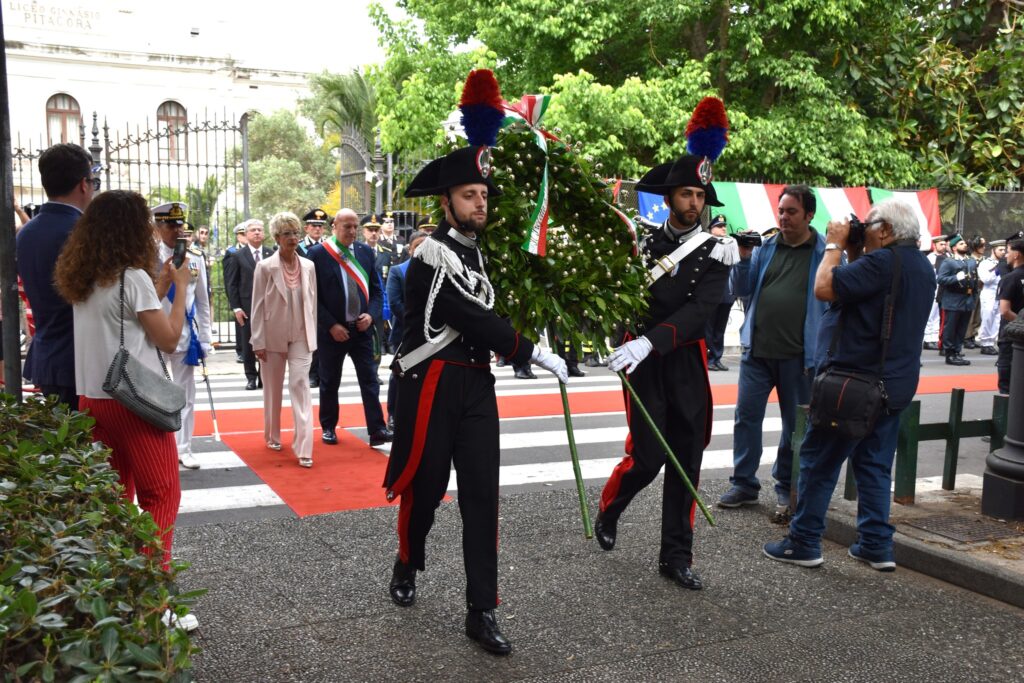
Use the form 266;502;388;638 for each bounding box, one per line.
175;363;782;524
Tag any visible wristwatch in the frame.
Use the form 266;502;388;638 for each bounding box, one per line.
825;243;842;252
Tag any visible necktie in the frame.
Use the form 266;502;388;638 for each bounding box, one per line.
254;249;261;262
345;262;361;321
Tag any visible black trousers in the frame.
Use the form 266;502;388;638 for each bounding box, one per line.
941;309;971;356
317;326;385;435
392;361;500;610
997;340;1013;394
704;302;732;363
238;314;259;381
599;345;708;567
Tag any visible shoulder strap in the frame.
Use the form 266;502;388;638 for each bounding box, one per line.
647;231;713;287
827;246;904;374
118;271;127;351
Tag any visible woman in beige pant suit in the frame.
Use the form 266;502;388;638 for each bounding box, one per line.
251;212;318;467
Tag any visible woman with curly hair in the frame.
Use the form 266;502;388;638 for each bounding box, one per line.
55;190;191;573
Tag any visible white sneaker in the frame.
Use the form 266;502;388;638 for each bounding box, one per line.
161;609;199;632
178;452;200;470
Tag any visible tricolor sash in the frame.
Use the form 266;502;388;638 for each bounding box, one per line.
323;238;369;302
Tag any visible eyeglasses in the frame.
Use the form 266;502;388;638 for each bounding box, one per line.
88;177;101;191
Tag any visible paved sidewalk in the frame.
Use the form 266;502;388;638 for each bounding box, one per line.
175;480;1024;682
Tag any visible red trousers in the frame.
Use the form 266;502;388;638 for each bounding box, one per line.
80;397;181;569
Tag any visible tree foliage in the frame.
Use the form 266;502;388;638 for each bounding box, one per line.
300;70;378;150
244;110;335;221
368;0;1022;189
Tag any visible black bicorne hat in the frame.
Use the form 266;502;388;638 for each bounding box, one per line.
635;155;723;206
405;146;501;198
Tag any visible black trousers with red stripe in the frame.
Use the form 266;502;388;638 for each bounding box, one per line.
391;361;501;610
599;345;709;568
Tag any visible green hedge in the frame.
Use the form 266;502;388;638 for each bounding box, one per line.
0;395;201;682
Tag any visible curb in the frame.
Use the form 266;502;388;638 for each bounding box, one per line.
823;508;1024;610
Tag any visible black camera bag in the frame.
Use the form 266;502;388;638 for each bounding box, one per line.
809;246;903;440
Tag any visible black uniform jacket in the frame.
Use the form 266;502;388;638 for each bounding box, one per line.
636;223;731;355
383;221;535;492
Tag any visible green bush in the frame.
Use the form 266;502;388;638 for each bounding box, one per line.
0;394;201;682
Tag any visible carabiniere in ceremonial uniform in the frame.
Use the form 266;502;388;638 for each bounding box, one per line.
382;68;568;656
596;99;736;590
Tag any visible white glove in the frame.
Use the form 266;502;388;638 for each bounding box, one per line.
955;271;966;281
531;346;569;384
607;336;654;374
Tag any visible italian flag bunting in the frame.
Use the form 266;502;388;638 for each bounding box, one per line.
710;182;872;236
869;187;942;246
503;94;554;256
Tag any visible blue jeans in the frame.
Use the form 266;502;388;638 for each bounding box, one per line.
730;352;811;500
788;412;901;553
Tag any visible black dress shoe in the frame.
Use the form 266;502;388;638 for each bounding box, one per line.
514;367;536;380
321;429;338;445
309;378;320;388
980;346;998;356
595;513;617;551
658;563;703;590
923;342;939;350
964;339;977;349
707;362;719;372
567;365;586;378
946;355;971;366
369;429;394;446
245;379;258;391
712;361;729;372
465;609;512;655
389;557;416;607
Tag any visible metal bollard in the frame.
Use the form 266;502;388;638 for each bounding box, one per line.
982;317;1024;520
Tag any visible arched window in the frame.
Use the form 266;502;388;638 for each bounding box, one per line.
46;94;81;145
157;100;188;161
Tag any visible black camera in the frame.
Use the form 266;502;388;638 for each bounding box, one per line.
734;230;762;248
848;213;868;245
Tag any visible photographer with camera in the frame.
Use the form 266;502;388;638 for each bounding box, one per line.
936;235;979;365
763;199;934;570
717;185;826;518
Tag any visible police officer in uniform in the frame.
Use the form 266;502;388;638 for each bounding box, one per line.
153;202;213;470
299;208;329;387
299;208;329;258
594;149;735;591
936;234;978;365
923;234;950;351
383;106;568;655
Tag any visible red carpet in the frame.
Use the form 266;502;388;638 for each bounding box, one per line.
220;428;396;516
204;372;997;517
193;373;998;437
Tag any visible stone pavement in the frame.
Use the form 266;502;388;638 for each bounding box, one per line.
174;479;1024;682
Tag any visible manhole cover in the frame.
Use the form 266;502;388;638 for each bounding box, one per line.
902;514;1022;543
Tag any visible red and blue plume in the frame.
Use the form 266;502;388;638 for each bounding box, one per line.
685;97;729;162
459;69;505;148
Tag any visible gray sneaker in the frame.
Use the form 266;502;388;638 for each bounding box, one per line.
717;487;759;508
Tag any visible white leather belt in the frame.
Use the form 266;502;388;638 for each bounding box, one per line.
395;326;460;374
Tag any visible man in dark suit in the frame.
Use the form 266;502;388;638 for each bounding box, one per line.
384;230;428;430
16;143;98;409
225;218;274;389
308;208;392;447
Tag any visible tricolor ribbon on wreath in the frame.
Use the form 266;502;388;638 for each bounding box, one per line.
502;95;640;259
502;94;556;257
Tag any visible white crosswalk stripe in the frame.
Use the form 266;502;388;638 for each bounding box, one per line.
177;364;764;522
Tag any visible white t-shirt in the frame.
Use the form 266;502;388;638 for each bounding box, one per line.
74;268;164;398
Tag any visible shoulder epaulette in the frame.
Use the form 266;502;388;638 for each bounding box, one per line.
709;236;739;266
